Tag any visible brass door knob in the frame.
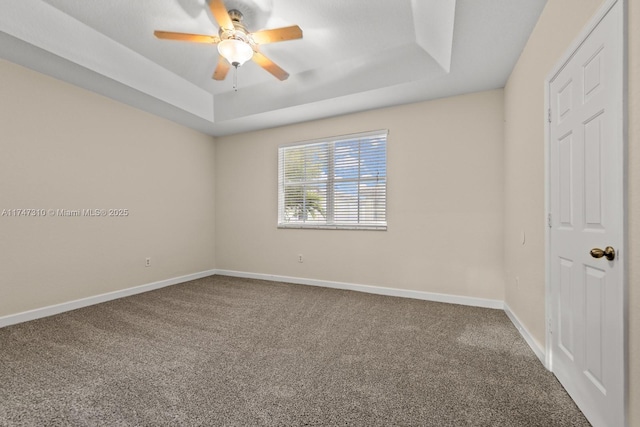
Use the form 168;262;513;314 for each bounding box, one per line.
590;246;616;261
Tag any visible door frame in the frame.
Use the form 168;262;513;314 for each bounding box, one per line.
544;0;627;424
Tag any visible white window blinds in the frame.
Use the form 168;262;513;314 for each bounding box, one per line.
278;130;387;230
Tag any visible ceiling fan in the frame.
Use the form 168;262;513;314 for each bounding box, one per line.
154;0;302;81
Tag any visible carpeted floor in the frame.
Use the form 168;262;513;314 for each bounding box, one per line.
0;275;590;426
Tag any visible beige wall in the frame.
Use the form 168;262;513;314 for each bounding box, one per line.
0;59;216;318
503;0;605;349
504;0;639;424
215;90;505;301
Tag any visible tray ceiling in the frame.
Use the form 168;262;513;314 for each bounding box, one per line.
0;0;547;136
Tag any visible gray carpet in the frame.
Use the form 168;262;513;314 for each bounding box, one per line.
0;275;590;426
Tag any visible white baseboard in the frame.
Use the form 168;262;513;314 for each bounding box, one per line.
504;303;547;366
225;271;547;367
1;268;542;369
0;269;217;328
215;269;505;310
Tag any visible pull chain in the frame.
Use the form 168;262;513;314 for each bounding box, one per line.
233;65;238;91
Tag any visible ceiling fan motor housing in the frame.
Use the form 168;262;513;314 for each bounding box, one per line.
219;10;250;42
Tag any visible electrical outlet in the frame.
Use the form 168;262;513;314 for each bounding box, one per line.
145;257;151;267
298;254;303;263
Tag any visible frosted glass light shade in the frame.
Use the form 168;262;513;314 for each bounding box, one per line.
218;39;253;66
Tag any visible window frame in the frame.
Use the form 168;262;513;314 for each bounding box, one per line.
277;129;388;231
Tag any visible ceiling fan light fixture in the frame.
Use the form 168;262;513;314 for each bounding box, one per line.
154;0;302;81
218;39;253;67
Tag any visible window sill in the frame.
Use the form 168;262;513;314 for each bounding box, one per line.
277;224;387;231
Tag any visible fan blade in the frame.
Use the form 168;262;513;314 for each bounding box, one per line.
252;51;289;80
213;56;230;80
250;25;303;45
154;31;220;44
209;0;233;30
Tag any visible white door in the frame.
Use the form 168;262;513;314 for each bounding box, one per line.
548;1;624;427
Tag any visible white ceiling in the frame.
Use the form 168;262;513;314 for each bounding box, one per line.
0;0;547;136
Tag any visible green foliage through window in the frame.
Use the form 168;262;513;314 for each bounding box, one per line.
278;130;387;230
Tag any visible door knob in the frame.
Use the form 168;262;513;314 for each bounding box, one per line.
590;246;615;261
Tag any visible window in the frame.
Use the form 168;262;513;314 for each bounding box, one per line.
278;130;387;230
